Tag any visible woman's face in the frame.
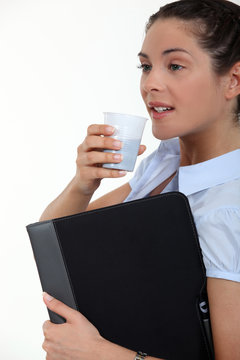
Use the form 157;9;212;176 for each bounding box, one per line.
139;18;229;140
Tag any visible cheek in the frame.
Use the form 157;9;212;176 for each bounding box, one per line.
178;76;217;113
140;78;145;99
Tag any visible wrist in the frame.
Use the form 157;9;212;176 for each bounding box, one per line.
69;176;94;198
135;351;148;360
97;338;135;360
96;339;164;360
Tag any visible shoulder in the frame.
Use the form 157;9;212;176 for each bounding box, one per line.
190;178;240;217
126;138;180;201
193;182;240;282
130;137;180;182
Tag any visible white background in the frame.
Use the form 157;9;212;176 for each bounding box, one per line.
0;1;164;359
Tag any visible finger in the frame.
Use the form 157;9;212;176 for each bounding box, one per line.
42;338;49;352
83;151;123;166
42;292;79;324
138;144;147;156
81;136;123;153
80;166;127;180
42;320;52;336
43;292;96;326
87;124;115;136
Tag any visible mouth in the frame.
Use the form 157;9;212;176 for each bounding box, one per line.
152;106;173;113
148;102;175;118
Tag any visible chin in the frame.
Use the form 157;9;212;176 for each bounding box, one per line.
151;124;178;141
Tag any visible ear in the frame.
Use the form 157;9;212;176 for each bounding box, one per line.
225;62;240;100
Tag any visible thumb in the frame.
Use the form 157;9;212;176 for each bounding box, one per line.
43;292;78;323
138;144;146;156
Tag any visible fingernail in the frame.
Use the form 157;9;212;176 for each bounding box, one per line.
113;154;122;161
43;292;54;302
118;170;127;176
106;126;114;134
113;140;122;149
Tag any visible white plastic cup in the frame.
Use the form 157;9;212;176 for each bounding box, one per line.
102;112;148;172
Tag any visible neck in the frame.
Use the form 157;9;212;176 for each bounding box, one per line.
179;122;240;166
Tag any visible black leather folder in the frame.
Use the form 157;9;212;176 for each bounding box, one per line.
26;192;213;360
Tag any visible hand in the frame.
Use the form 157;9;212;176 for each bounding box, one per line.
74;124;146;196
42;292;105;360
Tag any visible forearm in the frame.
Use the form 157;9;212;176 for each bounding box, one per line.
39;123;142;222
99;339;164;360
39;177;93;221
42;294;167;360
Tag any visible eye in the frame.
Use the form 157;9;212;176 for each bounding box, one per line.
169;64;184;71
137;64;152;73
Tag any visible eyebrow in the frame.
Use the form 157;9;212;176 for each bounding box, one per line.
137;48;192;58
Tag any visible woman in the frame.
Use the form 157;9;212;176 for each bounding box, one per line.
40;0;240;359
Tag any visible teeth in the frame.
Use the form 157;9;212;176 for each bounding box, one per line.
154;106;172;113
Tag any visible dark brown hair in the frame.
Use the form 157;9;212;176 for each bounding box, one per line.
146;0;240;119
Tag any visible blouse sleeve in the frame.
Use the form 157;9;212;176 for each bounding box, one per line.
197;207;240;282
128;149;158;190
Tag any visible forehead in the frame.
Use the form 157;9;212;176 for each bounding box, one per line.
141;18;200;56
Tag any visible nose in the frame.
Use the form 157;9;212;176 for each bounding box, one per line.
141;70;165;93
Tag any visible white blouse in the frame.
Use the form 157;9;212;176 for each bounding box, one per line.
124;138;240;282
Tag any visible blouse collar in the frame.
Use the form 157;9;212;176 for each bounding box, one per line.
165;138;240;196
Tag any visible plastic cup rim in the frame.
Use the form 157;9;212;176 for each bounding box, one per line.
103;111;148;121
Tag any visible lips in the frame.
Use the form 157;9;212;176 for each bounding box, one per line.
148;101;174;109
148;101;175;120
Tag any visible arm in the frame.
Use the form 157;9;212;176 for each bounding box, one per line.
42;292;165;360
39;124;145;221
207;277;240;360
39;178;131;221
41;279;240;360
87;182;131;211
